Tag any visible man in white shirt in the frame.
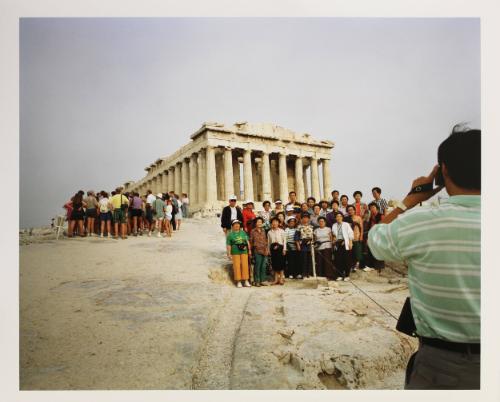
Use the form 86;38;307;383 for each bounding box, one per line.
221;195;243;235
145;190;156;233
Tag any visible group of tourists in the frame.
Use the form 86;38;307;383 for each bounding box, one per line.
63;187;189;239
222;187;389;288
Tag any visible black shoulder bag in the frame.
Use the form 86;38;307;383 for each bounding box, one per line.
396;297;417;337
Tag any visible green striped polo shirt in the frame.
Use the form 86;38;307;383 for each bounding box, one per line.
368;195;480;343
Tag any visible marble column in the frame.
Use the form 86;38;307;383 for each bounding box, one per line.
270;158;279;201
261;151;272;202
303;165;310;198
189;154;198;204
198;150;206;204
216;152;225;201
252;159;258;201
322;159;332;200
243;149;254;201
295;157;305;202
153;176;159;194
224;148;234;201
174;163;181;194
168;167;174;192
182;159;189;195
206;146;217;203
232;155;241;200
279;153;288;202
310;157;321;201
161;171;168;193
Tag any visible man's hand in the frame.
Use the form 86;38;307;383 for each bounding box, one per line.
402;165;444;209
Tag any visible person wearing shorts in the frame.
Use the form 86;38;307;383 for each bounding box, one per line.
84;191;99;236
130;192;143;236
109;188;129;239
98;191;112;237
164;197;173;237
145;190;155;232
151;193;165;237
174;194;183;230
68;191;86;237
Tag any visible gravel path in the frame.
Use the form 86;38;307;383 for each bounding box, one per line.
20;217;416;390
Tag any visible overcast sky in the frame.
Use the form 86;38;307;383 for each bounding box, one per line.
19;18;480;228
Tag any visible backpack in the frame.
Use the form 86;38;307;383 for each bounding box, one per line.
172;199;179;216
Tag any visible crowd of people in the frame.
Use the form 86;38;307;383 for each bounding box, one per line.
63;187;190;239
222;187;390;287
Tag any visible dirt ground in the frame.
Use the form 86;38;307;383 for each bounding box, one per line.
19;217;416;390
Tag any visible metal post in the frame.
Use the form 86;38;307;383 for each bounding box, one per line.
311;240;317;278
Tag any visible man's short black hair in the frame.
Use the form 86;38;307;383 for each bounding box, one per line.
289;191;296;196
332;190;339;194
438;125;481;190
262;200;271;207
368;202;380;211
332;200;339;206
307;197;316;203
340;194;348;200
372;187;382;194
347;204;355;211
353;191;362;198
254;216;264;224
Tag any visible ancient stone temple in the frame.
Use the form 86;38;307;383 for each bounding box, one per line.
123;122;334;213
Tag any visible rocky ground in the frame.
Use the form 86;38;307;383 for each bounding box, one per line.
19;217;416;390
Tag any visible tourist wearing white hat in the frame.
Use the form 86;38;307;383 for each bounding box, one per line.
271;199;284;218
220;195;243;235
226;219;252;288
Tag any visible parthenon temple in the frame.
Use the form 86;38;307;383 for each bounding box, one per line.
122;122;334;213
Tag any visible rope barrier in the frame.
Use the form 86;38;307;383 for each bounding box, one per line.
311;241;400;321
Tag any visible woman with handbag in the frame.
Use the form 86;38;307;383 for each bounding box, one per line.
313;216;334;279
332;212;354;281
268;217;287;285
226;219;252;288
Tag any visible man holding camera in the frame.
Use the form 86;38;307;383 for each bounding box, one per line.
368;126;480;389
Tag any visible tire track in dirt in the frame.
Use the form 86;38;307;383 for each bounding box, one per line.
191;288;253;389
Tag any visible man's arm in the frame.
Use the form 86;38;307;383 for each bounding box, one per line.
381;165;443;224
370;165;444;261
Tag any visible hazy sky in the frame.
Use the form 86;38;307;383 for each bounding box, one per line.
20;18;480;228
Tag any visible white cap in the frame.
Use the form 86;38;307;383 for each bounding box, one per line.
244;200;254;205
274;199;283;204
157;193;163;198
286;215;297;223
285;204;294;212
229;195;237;201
